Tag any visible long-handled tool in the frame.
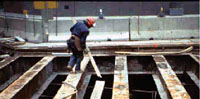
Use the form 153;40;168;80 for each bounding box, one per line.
85;45;102;78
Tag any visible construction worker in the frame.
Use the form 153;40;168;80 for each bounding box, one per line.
67;17;96;72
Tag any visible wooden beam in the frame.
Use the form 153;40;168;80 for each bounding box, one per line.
90;81;105;99
53;56;90;99
186;71;200;88
0;56;55;99
152;55;191;99
112;55;129;99
152;74;168;99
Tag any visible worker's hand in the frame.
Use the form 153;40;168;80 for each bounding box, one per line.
77;47;82;51
83;48;89;54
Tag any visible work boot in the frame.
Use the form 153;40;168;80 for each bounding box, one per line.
66;65;72;71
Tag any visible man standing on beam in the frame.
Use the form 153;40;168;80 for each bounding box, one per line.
66;17;96;72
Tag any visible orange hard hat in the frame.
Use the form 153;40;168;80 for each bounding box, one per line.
86;17;96;27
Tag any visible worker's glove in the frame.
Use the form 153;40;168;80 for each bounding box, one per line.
77;47;82;51
83;48;89;54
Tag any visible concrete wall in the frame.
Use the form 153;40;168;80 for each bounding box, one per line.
0;14;199;42
0;16;44;42
130;15;199;40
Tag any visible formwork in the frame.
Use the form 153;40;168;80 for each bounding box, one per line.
0;38;199;99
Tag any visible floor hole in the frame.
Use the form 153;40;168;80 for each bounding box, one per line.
84;74;114;99
129;74;161;99
39;75;67;99
177;74;199;99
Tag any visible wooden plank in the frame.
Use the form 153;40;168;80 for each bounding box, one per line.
53;56;90;99
53;73;83;99
0;55;20;69
152;74;168;99
77;74;92;99
115;46;193;55
152;55;191;99
189;53;200;64
186;71;200;88
112;55;129;99
0;56;55;99
72;17;77;24
90;81;105;99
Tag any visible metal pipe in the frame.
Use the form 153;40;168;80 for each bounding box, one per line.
128;18;131;41
46;1;49;42
33;13;36;37
56;1;58;36
137;2;141;35
24;14;27;40
4;9;8;33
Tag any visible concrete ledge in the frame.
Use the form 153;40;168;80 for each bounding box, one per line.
49;32;129;42
131;30;199;40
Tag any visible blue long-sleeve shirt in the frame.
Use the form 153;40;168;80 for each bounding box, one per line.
70;22;89;44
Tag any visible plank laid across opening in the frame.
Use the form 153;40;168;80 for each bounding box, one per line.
112;55;129;99
152;74;168;99
0;56;55;99
152;55;191;99
53;73;83;99
53;56;90;99
90;81;105;99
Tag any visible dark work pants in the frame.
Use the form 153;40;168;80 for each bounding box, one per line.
67;38;84;70
68;50;83;70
